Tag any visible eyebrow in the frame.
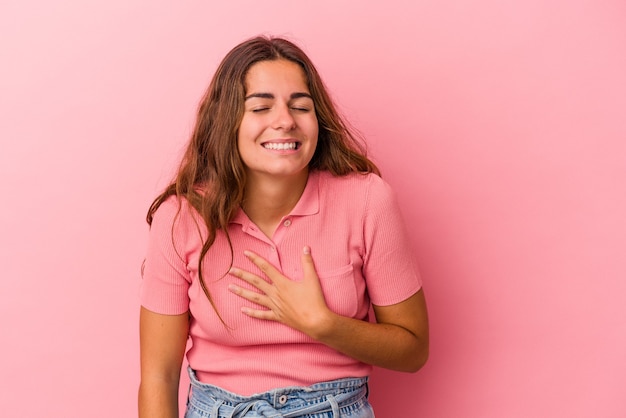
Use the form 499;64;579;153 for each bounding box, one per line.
244;92;313;101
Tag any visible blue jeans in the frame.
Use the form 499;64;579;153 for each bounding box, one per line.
184;368;375;418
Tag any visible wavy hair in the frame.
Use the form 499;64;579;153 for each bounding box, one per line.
146;36;379;311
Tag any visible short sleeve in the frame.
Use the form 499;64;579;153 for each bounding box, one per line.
362;175;422;306
140;197;195;314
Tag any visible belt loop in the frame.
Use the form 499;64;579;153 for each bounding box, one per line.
326;394;340;417
210;400;224;418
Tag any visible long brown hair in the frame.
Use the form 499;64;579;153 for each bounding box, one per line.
147;36;379;310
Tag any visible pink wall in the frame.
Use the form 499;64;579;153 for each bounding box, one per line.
1;1;625;417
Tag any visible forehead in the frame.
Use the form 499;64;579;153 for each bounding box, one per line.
244;59;309;93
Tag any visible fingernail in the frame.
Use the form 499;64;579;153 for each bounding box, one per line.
303;246;310;255
243;250;252;257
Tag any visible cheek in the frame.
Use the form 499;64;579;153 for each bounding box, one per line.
236;128;244;150
237;119;257;146
311;125;320;146
236;130;251;163
308;116;319;140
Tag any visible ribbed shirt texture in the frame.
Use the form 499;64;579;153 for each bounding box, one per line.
141;170;422;395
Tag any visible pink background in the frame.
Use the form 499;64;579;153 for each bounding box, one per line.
1;1;625;417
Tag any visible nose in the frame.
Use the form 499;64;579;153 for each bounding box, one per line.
272;104;296;131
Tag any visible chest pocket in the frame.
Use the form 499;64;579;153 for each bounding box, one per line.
317;263;359;318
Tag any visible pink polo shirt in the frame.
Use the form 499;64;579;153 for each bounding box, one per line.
141;170;421;395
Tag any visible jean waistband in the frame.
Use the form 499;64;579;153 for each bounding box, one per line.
186;367;369;418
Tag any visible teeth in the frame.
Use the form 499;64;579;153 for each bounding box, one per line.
263;142;297;150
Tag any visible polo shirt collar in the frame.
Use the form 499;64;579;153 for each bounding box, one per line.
231;170;320;226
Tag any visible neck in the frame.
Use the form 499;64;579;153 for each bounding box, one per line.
241;170;309;237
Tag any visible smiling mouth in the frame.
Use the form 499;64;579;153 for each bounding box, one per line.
262;142;300;150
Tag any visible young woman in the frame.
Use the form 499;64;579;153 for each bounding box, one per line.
139;36;429;418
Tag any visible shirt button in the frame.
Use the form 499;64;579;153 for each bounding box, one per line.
278;395;288;404
283;219;291;227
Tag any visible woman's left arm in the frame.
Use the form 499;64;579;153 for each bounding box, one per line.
320;289;429;372
228;247;429;372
